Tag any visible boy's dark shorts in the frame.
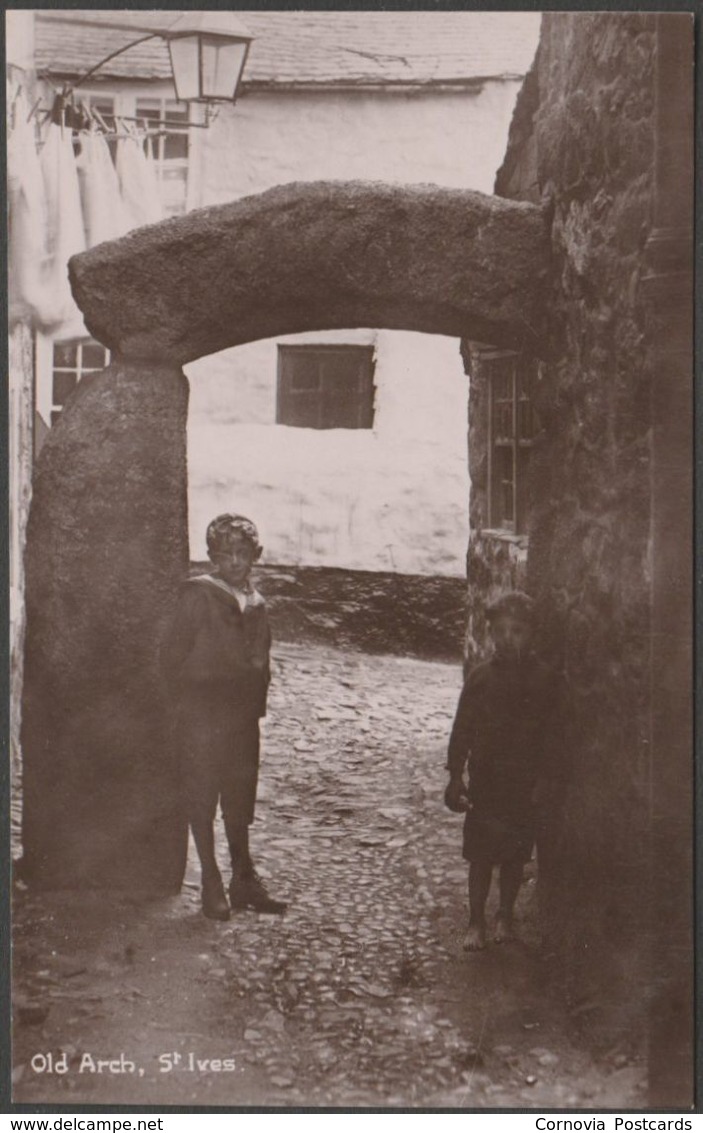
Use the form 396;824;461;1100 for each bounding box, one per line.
173;685;261;827
462;808;535;864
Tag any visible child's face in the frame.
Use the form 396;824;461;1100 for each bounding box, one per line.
212;533;260;587
490;614;533;661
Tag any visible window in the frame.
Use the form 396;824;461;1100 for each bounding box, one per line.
51;338;110;425
72;86;194;217
135;97;190;217
277;345;375;429
486;352;538;534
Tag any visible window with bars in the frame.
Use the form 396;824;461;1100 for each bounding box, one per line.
486;352;538;535
51;339;110;425
277;345;375;430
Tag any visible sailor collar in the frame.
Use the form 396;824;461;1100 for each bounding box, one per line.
188;573;265;610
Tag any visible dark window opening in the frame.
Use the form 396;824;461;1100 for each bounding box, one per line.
277;345;375;430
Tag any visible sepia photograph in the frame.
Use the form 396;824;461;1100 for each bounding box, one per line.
6;7;695;1113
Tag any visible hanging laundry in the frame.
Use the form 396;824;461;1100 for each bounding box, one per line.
40;120;87;336
7;92;53;328
76;130;130;247
116;134;164;230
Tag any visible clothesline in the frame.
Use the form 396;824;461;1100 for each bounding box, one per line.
8;87;178;141
32;107;187;140
35;106;191;129
9;82;216;140
33;115;181;143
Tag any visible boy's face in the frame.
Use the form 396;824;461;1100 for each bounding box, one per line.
212;533;260;587
490;614;533;661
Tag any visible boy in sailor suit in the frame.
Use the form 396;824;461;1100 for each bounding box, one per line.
162;514;286;919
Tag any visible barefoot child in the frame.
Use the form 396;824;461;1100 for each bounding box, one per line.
444;591;562;950
162;513;286;920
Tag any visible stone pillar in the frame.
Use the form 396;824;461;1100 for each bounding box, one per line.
642;13;694;1109
20;360;190;892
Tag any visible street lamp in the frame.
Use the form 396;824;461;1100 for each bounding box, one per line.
167;13;253;104
48;12;254;109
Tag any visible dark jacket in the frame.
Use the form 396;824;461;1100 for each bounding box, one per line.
161;576;271;719
447;654;565;817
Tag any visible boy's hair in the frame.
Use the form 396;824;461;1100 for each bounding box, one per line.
206;513;261;557
486;590;535;626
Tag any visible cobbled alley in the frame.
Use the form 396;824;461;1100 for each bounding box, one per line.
12;642;645;1108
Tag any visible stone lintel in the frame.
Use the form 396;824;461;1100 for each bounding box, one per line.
69;180;552;364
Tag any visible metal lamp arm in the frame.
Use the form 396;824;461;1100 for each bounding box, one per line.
65;32;161;94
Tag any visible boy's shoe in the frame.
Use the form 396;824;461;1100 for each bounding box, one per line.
202;876;230;921
229;870;287;915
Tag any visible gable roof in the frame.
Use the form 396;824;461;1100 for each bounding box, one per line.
34;10;541;89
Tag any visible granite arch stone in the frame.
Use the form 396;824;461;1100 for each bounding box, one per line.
69;180;552;363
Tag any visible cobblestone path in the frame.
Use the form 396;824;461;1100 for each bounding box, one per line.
12;643;645;1108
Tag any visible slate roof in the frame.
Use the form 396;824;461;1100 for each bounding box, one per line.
34;9;541;88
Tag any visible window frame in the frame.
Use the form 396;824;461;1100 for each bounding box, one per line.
133;94;190;217
276;343;376;431
485;349;537;536
49;338;111;425
74;81;202;215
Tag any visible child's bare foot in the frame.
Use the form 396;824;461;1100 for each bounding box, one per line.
463;924;487;951
493;912;514;944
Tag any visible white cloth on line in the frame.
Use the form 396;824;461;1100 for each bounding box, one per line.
76;130;130;247
7;94;53;328
39;121;88;336
116;134;164;230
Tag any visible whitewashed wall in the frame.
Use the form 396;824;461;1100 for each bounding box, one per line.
188;329;469;575
192;82;523;203
185;81;525;575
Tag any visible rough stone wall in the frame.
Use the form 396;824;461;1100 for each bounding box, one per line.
467;12;659;1041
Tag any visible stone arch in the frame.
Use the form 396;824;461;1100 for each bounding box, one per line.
21;181;552;890
70;180;550;360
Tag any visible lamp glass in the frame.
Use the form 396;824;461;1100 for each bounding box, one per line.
168;36;200;102
201;38;248;100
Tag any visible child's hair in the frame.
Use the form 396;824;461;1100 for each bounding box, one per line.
486;590;535;626
206;513;261;557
